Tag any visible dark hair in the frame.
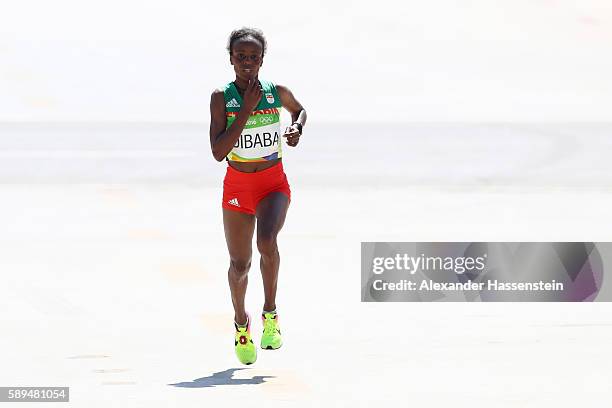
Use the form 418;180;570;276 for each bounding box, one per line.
227;27;267;56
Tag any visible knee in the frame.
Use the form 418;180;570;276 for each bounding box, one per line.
230;258;251;279
257;234;278;258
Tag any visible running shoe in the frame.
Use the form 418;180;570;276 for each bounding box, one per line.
234;315;257;365
261;312;282;350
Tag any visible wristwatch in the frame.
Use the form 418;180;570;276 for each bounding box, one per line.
291;122;303;135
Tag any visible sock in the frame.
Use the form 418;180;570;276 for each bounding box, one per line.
262;309;277;316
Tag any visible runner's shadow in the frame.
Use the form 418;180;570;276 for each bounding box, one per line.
169;368;274;388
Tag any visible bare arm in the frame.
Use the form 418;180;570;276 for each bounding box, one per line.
276;85;307;147
209;80;262;161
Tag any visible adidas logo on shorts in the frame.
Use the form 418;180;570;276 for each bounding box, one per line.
228;198;240;207
226;98;240;108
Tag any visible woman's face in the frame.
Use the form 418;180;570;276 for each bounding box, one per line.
230;38;264;81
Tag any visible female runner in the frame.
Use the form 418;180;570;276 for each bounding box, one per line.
209;27;307;365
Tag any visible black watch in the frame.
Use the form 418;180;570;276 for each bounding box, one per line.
291;122;303;135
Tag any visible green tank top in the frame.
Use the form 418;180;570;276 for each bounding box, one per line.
223;79;283;162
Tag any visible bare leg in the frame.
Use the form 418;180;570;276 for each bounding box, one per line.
255;192;290;312
223;209;256;325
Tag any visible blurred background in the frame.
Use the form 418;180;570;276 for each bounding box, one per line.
2;0;611;186
1;0;611;123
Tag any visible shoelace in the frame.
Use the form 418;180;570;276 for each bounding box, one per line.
236;327;250;338
263;317;278;335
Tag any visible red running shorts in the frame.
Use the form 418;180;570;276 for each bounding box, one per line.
222;162;291;215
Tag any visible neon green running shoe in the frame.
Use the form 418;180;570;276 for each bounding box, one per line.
234;316;256;365
261;312;282;350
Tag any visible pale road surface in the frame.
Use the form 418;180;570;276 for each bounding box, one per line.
1;123;611;407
